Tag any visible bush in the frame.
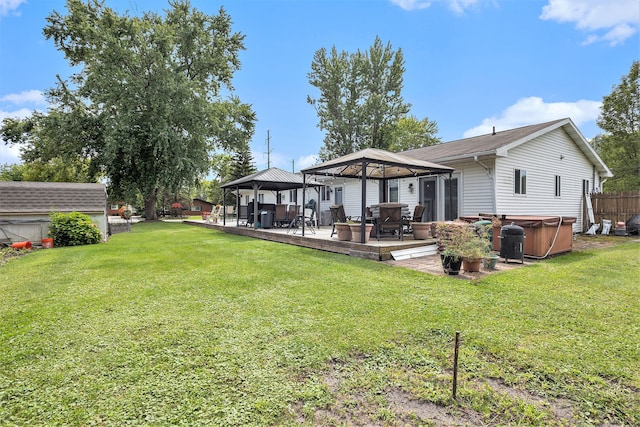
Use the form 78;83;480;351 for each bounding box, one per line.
49;212;102;247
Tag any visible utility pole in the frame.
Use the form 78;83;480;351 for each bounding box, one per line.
292;159;295;173
265;130;273;169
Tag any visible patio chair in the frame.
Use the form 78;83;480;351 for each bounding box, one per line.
330;205;347;237
238;205;248;225
403;204;425;232
206;205;221;224
274;204;288;227
293;208;316;234
286;205;300;232
246;202;255;227
377;205;404;241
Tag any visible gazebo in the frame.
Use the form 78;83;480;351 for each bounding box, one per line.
301;148;454;242
220;167;322;228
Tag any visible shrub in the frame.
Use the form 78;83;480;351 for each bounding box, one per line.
49;212;102;247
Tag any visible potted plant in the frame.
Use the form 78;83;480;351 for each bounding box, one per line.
435;222;468;275
334;222;352;241
411;222;431;240
460;223;492;272
348;220;374;243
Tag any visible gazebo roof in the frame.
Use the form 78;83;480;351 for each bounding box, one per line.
301;148;453;179
221;167;322;191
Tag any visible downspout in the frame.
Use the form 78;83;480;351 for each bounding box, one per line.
474;155;496;214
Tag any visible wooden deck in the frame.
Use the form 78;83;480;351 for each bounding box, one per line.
185;220;437;261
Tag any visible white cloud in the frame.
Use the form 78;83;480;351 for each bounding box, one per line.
390;0;432;11
447;0;481;14
390;0;484;13
0;0;26;17
1;90;46;106
297;154;319;170
0;107;32;165
540;0;639;46
463;96;601;137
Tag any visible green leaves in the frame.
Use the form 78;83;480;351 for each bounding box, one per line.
596;61;640;191
39;1;256;219
48;211;102;247
308;36;411;160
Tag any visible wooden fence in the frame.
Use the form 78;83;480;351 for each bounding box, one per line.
585;192;640;229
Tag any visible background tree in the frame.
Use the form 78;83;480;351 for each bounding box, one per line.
595;60;639;191
0;110;100;182
308;36;410;160
388;115;441;152
230;144;257;180
39;0;255;219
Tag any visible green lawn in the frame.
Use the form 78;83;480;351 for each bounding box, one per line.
1;221;638;426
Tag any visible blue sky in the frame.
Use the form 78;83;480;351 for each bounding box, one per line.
1;0;638;171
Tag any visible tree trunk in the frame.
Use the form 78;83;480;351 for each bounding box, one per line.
145;195;158;220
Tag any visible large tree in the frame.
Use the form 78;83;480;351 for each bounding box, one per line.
307;36;411;160
37;0;255;219
595;61;639;191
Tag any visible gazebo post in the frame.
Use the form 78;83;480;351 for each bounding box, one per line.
236;186;240;226
222;189;226;225
361;160;367;244
302;175;307;236
253;184;260;229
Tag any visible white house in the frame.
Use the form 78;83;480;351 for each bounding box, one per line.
314;118;612;232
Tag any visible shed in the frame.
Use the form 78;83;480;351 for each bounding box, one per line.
0;181;108;246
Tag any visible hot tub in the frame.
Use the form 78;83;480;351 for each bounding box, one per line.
461;215;576;258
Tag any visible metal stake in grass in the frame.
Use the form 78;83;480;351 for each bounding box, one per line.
453;330;460;400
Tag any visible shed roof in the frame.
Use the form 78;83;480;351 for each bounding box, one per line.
0;181;107;214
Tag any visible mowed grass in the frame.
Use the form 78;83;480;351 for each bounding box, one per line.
0;221;638;426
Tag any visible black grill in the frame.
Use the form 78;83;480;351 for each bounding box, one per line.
499;224;525;263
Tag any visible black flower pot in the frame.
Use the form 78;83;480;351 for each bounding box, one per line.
441;254;462;275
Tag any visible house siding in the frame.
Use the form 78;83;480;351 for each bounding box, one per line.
342;180;380;218
452;160;496;217
494;127;592;231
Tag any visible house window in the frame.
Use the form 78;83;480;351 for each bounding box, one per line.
555;175;561;197
515;169;527;195
289;190;297;203
388;179;399;202
320;186;331;201
244;195;249;205
258;194;264;203
582;179;590;195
